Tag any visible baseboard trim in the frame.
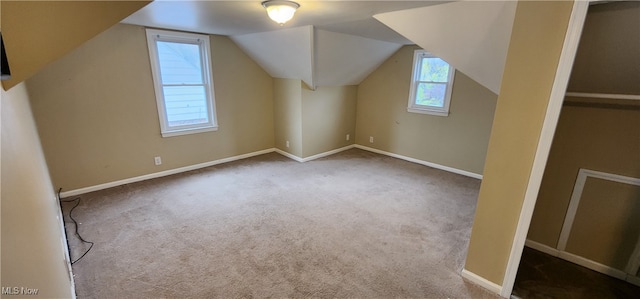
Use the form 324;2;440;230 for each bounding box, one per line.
461;269;502;295
274;149;305;162
61;144;481;197
59;148;276;198
558;251;628;281
524;239;559;257
525;239;635;284
354;145;483;179
274;145;355;163
301;145;355;162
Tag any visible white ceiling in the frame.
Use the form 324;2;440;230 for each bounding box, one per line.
375;1;517;94
122;0;514;91
122;0;449;44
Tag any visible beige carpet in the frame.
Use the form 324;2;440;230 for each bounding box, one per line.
62;149;499;298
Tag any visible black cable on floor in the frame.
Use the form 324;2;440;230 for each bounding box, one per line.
58;188;94;265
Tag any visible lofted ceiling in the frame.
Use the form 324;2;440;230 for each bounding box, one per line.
122;0;515;91
122;1;449;44
122;1;450;88
376;1;517;94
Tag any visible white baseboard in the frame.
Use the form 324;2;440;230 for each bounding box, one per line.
354;144;483;179
461;269;502;295
274;145;355;163
558;251;628;281
525;239;637;285
60;144;481;197
59;148;276;198
274;149;305;162
524;239;559;257
626;275;640;287
300;145;355;162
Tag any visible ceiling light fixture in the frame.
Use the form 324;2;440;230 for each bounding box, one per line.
262;0;300;25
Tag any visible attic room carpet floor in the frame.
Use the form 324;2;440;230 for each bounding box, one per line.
62;148;499;298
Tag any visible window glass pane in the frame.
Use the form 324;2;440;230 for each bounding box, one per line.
156;41;202;84
419;57;450;82
415;83;446;108
163;86;209;127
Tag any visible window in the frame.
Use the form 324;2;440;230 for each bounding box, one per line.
407;50;455;116
146;29;217;137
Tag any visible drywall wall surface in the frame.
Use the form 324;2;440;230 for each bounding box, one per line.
355;45;497;175
565;178;640;271
27;24;274;191
374;0;516;94
464;0;573;285
301;84;357;158
0;0;150;90
529;2;640;251
528;98;640;248
567;1;640;95
273;78;303;157
1;82;73;298
232;26;314;88
314;29;401;87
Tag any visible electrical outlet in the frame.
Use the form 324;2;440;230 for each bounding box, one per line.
346;134;350;141
286;141;290;148
369;136;374;143
154;156;162;165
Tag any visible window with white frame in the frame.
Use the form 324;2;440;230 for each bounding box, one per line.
146;29;218;137
407;50;455;116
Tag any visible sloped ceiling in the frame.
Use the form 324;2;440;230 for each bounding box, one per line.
121;1;445;88
122;0;516;92
375;1;517;94
315;30;401;87
231;27;401;88
1;1;151;90
231;26;315;87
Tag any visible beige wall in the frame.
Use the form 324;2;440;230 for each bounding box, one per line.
566;178;640;271
1;83;73;298
355;45;497;175
27;24;274;191
301;85;357;157
0;1;149;90
528;98;640;247
528;1;640;262
567;1;640;95
465;0;574;285
273;78;303;157
274;80;357;159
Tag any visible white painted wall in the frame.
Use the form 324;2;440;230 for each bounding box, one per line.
374;1;517;94
231;26;401;88
231;26;315;88
1;82;74;298
315;29;401;86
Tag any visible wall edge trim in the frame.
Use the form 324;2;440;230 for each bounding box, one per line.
526;239;640;286
59;148;276;198
354;144;483;179
274;148;305;162
274;144;355;163
524;239;560;257
500;1;590;297
61;143;481;197
461;269;503;295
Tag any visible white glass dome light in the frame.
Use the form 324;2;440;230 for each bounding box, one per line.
262;0;300;25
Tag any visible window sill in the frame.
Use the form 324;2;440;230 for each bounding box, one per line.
161;125;218;138
407;107;449;117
